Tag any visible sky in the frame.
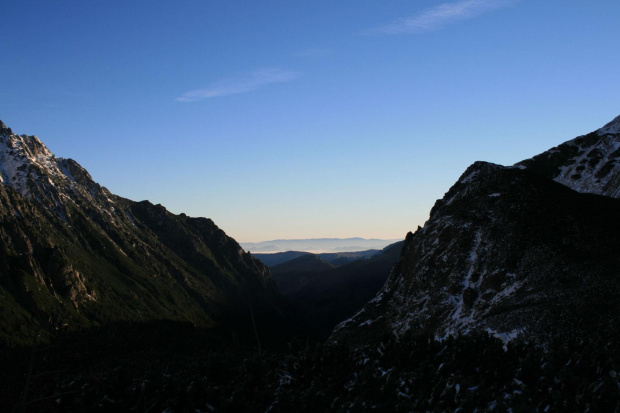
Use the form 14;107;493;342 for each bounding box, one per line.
1;1;619;243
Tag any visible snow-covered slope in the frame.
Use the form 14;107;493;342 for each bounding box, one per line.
517;114;620;198
0;120;115;219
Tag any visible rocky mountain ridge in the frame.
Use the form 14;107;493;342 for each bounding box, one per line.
518;114;620;197
332;115;620;346
0;120;292;346
0;120;114;220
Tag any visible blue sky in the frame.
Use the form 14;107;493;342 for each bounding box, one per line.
2;1;619;242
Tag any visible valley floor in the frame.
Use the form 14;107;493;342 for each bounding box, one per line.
2;322;619;412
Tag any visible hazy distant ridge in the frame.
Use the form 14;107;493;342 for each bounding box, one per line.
241;237;401;253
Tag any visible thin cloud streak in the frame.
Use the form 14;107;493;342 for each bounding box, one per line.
176;68;299;102
370;0;515;34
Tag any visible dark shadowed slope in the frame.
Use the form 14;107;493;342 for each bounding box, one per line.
0;120;298;346
271;241;403;340
332;115;620;347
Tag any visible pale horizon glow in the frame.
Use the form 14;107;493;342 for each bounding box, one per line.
1;1;619;244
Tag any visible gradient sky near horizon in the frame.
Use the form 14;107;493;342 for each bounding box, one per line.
2;1;619;243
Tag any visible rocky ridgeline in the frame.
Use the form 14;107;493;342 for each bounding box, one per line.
518;114;620;198
333;115;620;346
0;120;291;346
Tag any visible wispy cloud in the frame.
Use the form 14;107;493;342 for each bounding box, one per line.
176;68;299;102
369;0;515;35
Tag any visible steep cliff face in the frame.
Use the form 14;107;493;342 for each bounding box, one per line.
332;115;620;345
0;120;288;346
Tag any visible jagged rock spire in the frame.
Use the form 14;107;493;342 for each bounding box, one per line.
0;120;12;135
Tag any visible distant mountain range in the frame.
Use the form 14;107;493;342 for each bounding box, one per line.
241;237;401;253
252;249;379;267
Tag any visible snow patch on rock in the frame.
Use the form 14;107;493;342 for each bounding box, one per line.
598;114;620;136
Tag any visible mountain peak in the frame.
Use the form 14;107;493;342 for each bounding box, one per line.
516;114;620;198
0;119;12;136
0;120;116;226
0;123;56;195
598;113;620;136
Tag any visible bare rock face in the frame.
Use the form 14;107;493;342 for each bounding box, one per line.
332;115;620;346
0;121;290;345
